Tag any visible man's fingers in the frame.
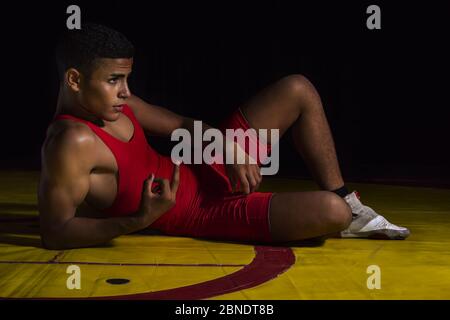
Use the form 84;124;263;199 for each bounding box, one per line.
171;163;180;194
238;171;250;194
151;176;164;194
253;166;262;190
144;173;155;193
246;172;257;193
256;174;262;191
156;178;171;197
151;163;180;198
149;173;155;183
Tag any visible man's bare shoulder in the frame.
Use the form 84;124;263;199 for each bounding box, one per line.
42;120;97;171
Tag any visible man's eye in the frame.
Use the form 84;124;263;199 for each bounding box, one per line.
108;78;118;84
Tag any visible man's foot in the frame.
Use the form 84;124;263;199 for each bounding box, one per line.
341;191;410;239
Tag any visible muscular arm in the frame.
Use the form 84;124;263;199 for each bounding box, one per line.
127;94;215;138
127;94;262;194
128;95;229;162
38;126;146;250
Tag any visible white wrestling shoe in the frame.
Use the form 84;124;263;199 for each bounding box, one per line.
341;191;410;239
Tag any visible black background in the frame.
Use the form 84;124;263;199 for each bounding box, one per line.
2;0;449;187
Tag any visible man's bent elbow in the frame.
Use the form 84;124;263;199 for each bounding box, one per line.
40;231;65;250
40;228;76;250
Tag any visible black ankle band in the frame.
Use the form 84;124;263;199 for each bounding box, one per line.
331;185;350;198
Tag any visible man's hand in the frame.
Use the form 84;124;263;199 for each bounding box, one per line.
225;142;262;194
136;163;180;227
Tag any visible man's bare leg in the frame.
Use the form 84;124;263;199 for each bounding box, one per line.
269;191;351;242
237;75;349;240
240;74;344;191
239;74;410;240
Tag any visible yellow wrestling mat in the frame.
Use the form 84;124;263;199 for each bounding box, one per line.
1;170;449;299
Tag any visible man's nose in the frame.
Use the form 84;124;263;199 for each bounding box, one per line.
118;84;131;99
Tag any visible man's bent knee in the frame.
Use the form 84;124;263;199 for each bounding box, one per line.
278;74;320;112
324;192;352;232
279;74;313;96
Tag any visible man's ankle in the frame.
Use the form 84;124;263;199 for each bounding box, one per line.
331;185;350;198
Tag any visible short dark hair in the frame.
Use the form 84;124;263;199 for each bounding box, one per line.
55;23;134;79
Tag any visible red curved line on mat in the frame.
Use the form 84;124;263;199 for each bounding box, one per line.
1;246;295;300
95;246;295;300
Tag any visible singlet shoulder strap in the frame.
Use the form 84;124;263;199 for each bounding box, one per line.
51;104;138;142
53;104;135;125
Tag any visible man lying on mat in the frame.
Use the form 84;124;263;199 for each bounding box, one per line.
39;23;409;249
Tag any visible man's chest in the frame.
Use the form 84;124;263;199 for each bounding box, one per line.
82;137;120;213
78;114;135;214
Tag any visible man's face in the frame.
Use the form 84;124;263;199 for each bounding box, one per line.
77;58;133;121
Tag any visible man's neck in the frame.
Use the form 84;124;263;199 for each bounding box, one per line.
55;88;105;126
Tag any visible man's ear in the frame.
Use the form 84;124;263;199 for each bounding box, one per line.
66;68;82;92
